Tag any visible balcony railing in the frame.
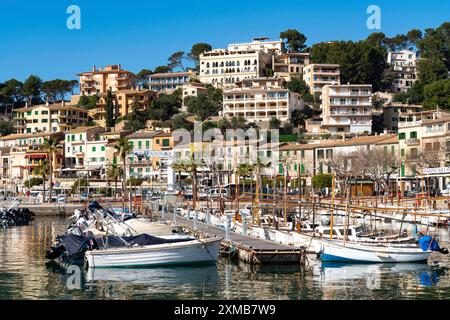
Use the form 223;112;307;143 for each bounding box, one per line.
405;138;420;146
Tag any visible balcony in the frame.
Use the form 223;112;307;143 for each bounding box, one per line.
405;138;420;146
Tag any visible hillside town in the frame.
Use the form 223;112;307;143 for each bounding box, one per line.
1;25;449;201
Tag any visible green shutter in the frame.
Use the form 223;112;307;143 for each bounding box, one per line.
92;146;96;152
294;164;298;171
101;146;105;151
146;141;150;149
301;164;305;174
279;163;283;174
401;164;405;177
401;149;405;157
138;141;142;149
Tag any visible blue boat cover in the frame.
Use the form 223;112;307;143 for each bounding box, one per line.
418;235;440;252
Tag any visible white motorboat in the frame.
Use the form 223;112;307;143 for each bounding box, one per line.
317;239;431;263
85;236;222;268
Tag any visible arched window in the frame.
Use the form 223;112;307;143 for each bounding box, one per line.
236;61;240;66
206;63;210;68
220;62;224;67
237;68;240;73
254;59;257;65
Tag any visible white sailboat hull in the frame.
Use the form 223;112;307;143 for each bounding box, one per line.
318;240;431;263
85;237;222;268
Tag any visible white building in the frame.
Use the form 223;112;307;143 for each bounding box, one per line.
222;77;303;124
387;50;418;93
64;127;107;172
228;37;284;53
321;84;373;134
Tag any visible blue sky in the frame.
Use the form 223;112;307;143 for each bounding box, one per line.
0;0;449;82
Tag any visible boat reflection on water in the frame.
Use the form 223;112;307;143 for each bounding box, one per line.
314;262;444;288
86;265;220;288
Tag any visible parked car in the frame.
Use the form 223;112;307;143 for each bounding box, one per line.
80;193;89;201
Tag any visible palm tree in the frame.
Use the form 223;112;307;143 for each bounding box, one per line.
114;137;133;200
171;162;185;191
34;159;49;203
235;163;254;215
106;163;123;198
252;158;271;224
182;154;202;211
42;136;62;203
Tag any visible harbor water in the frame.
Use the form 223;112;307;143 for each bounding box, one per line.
0;217;449;299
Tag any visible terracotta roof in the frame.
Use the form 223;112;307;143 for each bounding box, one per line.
66;126;104;134
126;130;164;139
279;135;398;151
150;71;196;78
0;132;63;141
14;103;86;112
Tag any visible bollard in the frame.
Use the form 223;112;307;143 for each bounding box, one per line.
243;212;247;236
172;207;177;224
225;212;232;241
194;210;198;230
206;209;211;225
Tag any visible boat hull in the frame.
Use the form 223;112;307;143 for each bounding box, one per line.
319;241;431;263
85;237;222;268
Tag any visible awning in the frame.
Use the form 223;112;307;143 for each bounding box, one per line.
25;154;47;159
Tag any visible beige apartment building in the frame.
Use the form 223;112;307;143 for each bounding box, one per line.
272;52;310;81
13;102;89;134
78;64;136;96
383;102;422;132
88;88;156;126
222;77;303;124
148;71;197;93
397;109;450;190
303;64;340;95
321;84;373;134
387;50;418;93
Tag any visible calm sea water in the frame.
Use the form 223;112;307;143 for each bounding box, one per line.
0;217;449;300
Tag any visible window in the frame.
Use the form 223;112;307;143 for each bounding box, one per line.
317;150;324;159
162;139;170;147
156;139;160;144
146;141;150;149
138;141;142;149
410;131;417;139
398;132;406;140
101;146;105;151
401;149;405;157
92;146;96;152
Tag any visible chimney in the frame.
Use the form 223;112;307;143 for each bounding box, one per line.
92;65;96;72
25;101;28;108
45;99;49;107
61;100;65;106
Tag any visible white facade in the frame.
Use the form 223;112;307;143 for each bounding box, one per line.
387;50;418;93
199;49;273;88
228;38;284;53
65;128;107;170
321;84;373;134
222;78;303;123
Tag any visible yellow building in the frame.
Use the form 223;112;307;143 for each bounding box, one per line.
13;102;89;134
272;52;310;81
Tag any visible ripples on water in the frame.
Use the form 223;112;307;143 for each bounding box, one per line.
0;217;449;300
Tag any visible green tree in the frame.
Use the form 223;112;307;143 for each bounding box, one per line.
42;136;62;203
423;79;450;110
312;174;332;189
71;178;89;194
417;57;448;85
0;118;16;136
280;29;307;52
105;89;115;127
185;85;223;120
153;65;171;74
168;51;186;71
77;95;98;109
22;75;42;105
269;117;281;129
41;79;74;102
106;163;123;198
189;43;212;70
136;69;153;88
0;79;23;109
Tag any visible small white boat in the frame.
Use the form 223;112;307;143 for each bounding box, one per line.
317;240;431;263
85;237;222;268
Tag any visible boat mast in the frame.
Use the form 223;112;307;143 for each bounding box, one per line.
330;173;335;239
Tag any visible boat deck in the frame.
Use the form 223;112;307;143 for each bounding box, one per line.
175;216;305;265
